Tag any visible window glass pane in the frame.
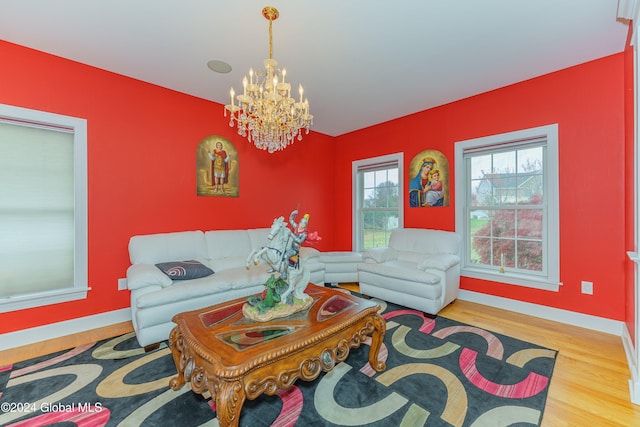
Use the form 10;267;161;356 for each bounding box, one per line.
493;151;515;173
470;236;491;266
517;147;543;174
470;178;490;206
470;210;491;236
517;209;543;239
493;239;515;268
363;188;375;206
363;210;395;249
517;240;543;271
494;209;515;237
470;155;491;179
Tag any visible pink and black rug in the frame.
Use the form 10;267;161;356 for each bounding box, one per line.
0;297;557;426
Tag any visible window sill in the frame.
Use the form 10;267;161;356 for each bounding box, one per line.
461;267;561;292
0;287;91;313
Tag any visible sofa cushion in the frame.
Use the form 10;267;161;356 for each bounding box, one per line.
127;263;173;290
397;251;428;264
155;260;214;280
319;251;362;263
209;256;247;272
205;230;252;260
300;247;321;261
247;228;271;250
135;264;271;309
129;230;207;264
389;228;460;256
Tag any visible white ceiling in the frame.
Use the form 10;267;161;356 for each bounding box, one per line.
0;1;630;136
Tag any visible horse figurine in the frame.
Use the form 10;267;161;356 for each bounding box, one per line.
245;216;311;304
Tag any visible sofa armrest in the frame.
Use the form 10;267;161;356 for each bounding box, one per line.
126;263;172;290
417;254;460;271
362;247;398;263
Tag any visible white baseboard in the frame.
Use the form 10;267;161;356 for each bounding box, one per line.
1;308;132;352
458;289;625;336
622;324;640;405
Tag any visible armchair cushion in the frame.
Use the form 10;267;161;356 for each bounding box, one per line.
418;254;460;271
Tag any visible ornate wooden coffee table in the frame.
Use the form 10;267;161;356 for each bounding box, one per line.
168;284;386;427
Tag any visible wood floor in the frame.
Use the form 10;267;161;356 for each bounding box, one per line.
3;286;640;426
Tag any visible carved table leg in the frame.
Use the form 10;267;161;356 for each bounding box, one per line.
368;313;387;372
168;326;187;390
216;379;246;427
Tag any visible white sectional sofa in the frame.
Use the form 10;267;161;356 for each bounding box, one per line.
126;228;325;347
358;228;461;316
126;226;459;347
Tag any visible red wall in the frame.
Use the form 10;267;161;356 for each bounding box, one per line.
334;53;627;320
0;39;630;334
0;41;335;334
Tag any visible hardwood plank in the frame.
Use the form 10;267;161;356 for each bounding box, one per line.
0;321;134;366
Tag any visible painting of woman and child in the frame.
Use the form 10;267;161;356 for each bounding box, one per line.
409;150;449;208
196;135;239;197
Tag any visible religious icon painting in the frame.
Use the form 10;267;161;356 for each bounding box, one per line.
196;135;239;197
408;150;449;207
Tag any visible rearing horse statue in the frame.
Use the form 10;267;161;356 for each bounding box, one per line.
245;216;310;303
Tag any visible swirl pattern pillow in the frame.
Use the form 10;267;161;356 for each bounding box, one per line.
155;260;214;280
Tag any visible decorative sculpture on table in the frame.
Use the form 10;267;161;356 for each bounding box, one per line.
244;208;321;321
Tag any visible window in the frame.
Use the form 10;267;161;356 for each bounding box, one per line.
352;153;403;251
455;124;560;291
0;104;88;312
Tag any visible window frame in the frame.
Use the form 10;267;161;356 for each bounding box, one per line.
0;103;89;312
352;152;404;252
454;124;560;291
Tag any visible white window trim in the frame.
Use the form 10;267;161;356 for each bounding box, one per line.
352;152;404;252
454;124;561;292
0;103;89;312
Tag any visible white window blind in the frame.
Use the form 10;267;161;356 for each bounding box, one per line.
0;104;88;311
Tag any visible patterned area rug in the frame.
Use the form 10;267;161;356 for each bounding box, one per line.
0;297;557;426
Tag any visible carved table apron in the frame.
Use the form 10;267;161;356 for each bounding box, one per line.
169;284;386;427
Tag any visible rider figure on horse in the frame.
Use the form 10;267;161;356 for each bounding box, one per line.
286;209;309;269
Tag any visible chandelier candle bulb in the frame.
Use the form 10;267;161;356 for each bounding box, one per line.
230;88;235;108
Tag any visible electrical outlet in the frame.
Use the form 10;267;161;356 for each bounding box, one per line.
118;278;128;291
581;281;593;295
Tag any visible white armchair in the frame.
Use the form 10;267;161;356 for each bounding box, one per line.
357;228;461;316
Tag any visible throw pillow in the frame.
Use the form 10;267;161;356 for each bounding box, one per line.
155;260;214;280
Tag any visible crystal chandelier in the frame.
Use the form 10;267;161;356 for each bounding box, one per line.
224;6;313;153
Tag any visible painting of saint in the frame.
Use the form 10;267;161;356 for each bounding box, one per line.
409;150;449;207
196;135;239;197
